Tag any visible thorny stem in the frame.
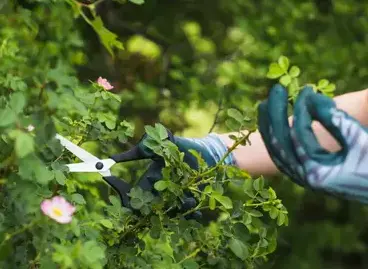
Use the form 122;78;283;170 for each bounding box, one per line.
178;248;201;264
0;218;41;247
186;129;256;188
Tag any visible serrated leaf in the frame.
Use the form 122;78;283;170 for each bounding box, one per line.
289;66;300;78
318;79;329;88
278;56;289;71
182;259;199;269
9;92;26;114
203;185;213;194
243;179;253;191
253;177;264;191
107;91;121;102
71;193;86;205
225;118;241;131
130;198;143;209
322;83;336;93
227;108;243;123
269;207;279;219
229;238;249;260
54;170;66;185
212;193;232;209
266;63;284;79
144;125;161;141
277;212;286;226
0;108;16;127
154;180;168;191
15;132;34;158
156;123;168;140
90;16;124;57
268;187;277;199
100;219;113;229
279;75;291;86
248;209;263;217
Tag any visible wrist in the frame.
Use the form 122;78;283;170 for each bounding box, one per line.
174;133;237;168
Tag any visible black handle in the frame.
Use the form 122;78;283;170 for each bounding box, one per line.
110;128;176;163
103;176;132;207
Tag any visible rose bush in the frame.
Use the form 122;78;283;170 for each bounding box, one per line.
2;0;362;268
0;1;291;268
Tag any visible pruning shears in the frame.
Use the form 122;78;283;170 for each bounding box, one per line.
54;131;175;209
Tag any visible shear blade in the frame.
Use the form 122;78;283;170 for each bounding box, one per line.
55;134;100;163
65;159;116;176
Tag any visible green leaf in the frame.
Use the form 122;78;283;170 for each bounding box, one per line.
9;92;26;114
156;123;168;140
203;185;213;194
209;196;216;210
71;193;86;205
225;118;241;131
242;213;252;225
0;108;16;127
266;63;284;79
318;79;329;88
54;170;66;185
227;108;243;123
269;207;279;219
280;75;291;86
154;180;168;191
212;193;233;209
90;16;124;57
268;187;277;199
15;132;34;158
289;66;300;77
229;238;249;261
100;219;113;229
243;179;253;191
188;149;207;169
130;198;143;209
248;209;263;217
129;0;145;4
253;177;264;191
322;83;336;93
278;56;289;72
277;212;286;226
183;259;199;269
144;125;161;141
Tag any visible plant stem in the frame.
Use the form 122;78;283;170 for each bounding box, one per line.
186;129;255;188
182;205;210;217
178;248;201;264
0;218;41;246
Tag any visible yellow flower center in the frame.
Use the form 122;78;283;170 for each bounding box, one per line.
52;207;63;217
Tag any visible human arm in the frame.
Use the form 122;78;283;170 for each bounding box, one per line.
218;87;368;177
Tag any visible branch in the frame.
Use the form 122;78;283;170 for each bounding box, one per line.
208;88;225;133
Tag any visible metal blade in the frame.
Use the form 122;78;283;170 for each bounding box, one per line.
66;163;100;173
65;159;116;176
55;134;100;163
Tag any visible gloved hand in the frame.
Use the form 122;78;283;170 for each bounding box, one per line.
111;127;236;220
258;84;368;204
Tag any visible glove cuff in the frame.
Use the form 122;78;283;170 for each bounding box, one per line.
179;133;237;167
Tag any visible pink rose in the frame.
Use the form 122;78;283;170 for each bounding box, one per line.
97;76;114;91
41;196;76;224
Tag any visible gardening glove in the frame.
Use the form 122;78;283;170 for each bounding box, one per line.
258;84;368;204
111;127;236;219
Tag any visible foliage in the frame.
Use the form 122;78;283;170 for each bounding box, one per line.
1;0;368;268
0;1;289;268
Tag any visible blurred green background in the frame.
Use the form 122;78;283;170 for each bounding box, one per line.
3;0;368;268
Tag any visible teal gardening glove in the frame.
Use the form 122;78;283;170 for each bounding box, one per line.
258;84;368;204
116;129;237;220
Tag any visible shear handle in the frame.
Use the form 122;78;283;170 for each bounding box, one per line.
102;176;132;207
110;128;175;163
